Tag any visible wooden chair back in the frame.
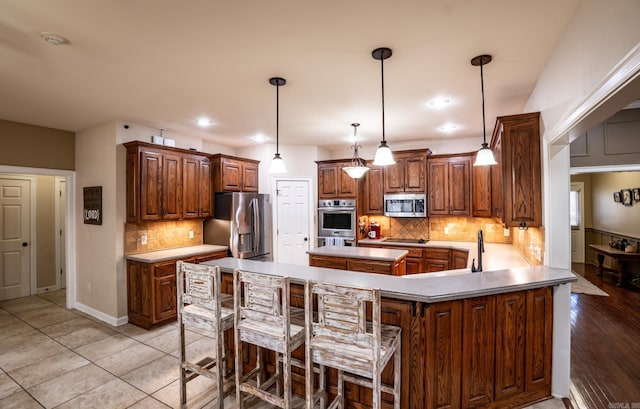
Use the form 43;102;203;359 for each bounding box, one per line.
177;262;223;321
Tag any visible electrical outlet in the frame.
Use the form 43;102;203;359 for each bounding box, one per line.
141;233;147;245
503;228;510;237
189;230;194;239
444;226;449;235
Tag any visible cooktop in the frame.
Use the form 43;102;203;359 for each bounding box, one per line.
382;238;427;244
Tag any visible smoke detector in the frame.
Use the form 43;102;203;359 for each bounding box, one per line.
40;32;67;45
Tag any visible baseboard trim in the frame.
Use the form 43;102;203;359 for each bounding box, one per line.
74;301;129;327
36;285;58;294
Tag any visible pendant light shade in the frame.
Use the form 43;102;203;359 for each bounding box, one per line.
471;54;497;166
343;123;369;179
372;47;395;166
269;77;287;173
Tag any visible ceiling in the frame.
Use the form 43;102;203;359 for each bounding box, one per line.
0;0;580;150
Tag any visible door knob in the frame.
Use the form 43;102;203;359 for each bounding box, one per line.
22;242;28;247
303;237;308;242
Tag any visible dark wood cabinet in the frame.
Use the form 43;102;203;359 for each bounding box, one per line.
361;163;384;215
450;249;469;269
211;154;259;193
427;154;471;217
182;155;213;219
424;248;451;272
461;296;495;408
383;150;429;194
125;141;212;223
490;112;542;227
358;243;468;275
494;291;526;401
309;253;406;276
126;249;228;329
472;164;492;217
525;287;553;393
317;160;358;199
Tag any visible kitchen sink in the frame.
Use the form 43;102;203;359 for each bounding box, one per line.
381;237;428;244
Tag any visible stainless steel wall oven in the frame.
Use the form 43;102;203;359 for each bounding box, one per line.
317;199;357;241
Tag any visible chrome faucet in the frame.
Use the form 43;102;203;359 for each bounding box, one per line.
471;229;484;272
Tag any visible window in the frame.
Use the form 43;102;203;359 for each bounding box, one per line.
570;190;580;228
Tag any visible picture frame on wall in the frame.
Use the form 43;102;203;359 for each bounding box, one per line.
613;191;622;203
621;189;632;207
633;188;640;202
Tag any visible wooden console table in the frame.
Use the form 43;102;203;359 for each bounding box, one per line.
589;244;640;286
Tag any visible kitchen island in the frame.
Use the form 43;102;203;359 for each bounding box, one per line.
205;257;575;409
307;245;408;275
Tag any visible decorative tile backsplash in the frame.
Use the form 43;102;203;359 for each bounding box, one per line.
511;226;545;265
125;220;203;254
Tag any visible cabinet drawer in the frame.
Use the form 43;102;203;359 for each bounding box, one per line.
425;248;450;260
195;250;228;264
309;255;347;270
347;259;393;275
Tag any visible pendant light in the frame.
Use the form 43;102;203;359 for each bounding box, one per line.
269;77;287;173
343;123;369;179
471;54;497;166
372;47;395;166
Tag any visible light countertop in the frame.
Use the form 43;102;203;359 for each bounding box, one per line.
204;257;576;303
307;246;408;262
125;244;229;263
358;239;531;271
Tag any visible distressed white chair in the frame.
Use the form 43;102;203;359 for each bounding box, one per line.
177;262;234;409
233;269;306;409
304;281;401;409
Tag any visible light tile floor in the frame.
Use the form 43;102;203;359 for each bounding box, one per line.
0;290;567;409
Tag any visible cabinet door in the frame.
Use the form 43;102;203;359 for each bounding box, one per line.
182;156;199;219
525;287;552;393
424;301;462;409
127;261;151;322
462;296;495;408
153;260;178;323
503;117;541;227
383;159;405;193
140;150;163;221
318;164;338;198
162;153;182;220
337;164;357;198
198;158;213;218
472;165;492;217
363;165;384;215
404;155;426;192
494;291;525;401
427;160;449;215
491;131;504;221
406;256;423;274
220;158;243;191
448;158;471;216
450;249;469;270
425;248;451;272
242;161;259;192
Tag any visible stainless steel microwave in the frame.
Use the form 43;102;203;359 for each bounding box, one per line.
384;193;426;217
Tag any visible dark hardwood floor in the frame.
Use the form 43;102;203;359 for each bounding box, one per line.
570;262;640;408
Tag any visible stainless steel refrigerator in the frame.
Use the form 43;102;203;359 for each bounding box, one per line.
204;192;272;261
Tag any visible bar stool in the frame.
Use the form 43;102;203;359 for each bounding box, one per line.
304;281;401;409
177;262;234;409
233;269;305;409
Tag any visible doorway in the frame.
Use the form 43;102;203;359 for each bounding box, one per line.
0;176;33;301
273;178;313;265
570;182;585;263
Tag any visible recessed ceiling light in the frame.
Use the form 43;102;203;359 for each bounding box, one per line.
428;98;451;108
250;133;269;143
40;32;67;45
439;123;457;132
196;117;213;127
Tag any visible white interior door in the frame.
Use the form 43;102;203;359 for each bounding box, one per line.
0;177;31;300
275;179;311;265
570;182;585;263
56;177;67;289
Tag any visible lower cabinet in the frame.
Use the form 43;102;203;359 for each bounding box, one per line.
126;249;228;329
358;243;469;275
308;254;407;276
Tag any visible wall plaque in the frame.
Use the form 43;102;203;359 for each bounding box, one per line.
83;186;102;225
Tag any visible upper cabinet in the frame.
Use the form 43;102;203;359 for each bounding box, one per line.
472;164;492;217
383;149;430;193
125;141;213;223
360;162;384;215
317;160;358;199
490;112;542;228
211;154;259;193
427;154;472;217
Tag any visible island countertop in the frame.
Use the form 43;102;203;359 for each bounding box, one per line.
307;245;408;261
204;257;575;303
